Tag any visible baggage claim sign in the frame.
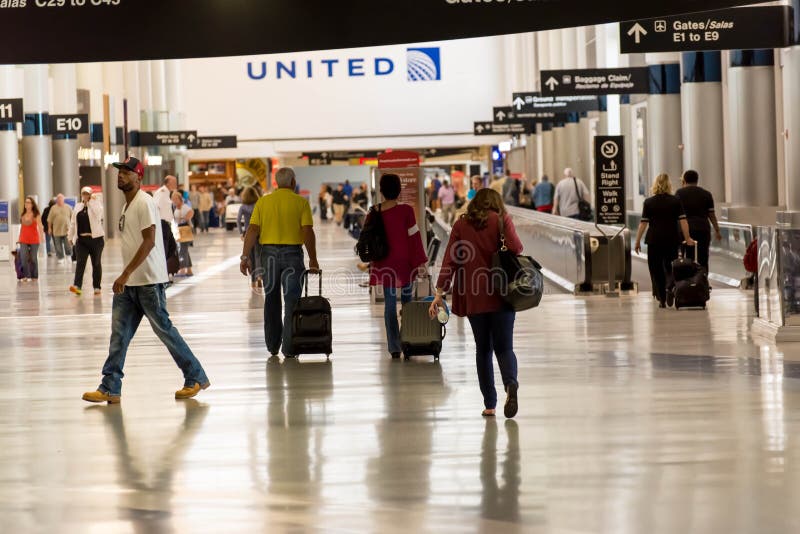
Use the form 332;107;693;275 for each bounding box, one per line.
0;0;768;64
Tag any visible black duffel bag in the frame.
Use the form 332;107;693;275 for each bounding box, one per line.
355;205;389;262
491;214;544;312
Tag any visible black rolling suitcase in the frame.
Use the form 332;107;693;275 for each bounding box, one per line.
291;271;333;359
400;278;446;361
672;244;710;310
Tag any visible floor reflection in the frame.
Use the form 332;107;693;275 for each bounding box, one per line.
87;400;209;534
367;359;450;514
480;419;521;524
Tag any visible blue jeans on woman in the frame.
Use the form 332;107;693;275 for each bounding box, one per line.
384;284;412;354
467;310;519;409
19;244;39;279
98;284;209;396
261;245;305;356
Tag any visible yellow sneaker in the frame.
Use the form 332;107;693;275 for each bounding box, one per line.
69;285;82;296
82;390;120;404
175;382;210;400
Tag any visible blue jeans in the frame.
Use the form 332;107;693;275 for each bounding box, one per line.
384;284;412;354
261;245;305;355
53;235;71;260
44;233;52;255
99;284;209;396
19;244;39;279
467;310;519;410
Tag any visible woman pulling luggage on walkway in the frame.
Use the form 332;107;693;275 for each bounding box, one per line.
634;174;695;308
428;189;523;419
368;173;428;359
18;196;44;282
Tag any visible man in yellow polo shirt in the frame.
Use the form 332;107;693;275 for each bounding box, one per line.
240;167;320;358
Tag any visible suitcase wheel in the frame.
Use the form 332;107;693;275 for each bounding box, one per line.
434;353;440;361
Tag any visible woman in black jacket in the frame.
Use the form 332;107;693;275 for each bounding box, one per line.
634;174;696;308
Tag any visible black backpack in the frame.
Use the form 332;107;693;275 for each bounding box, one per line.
355;205;389;262
573;178;594;221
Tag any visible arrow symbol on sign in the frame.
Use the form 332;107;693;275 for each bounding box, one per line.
476;125;484;133
187;134;196;143
627;22;648;44
512;97;525;111
495;110;507;121
545;77;559;91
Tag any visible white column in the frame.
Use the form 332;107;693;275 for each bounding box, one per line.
50;64;79;197
77;63;105;167
138;60;153;131
0;65;20;222
22;65;53;205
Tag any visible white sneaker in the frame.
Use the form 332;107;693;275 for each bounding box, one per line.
57;259;65;265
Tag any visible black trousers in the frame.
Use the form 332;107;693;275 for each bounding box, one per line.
692;231;711;272
647;243;678;304
74;236;104;290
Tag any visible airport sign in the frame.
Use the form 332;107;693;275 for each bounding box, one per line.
138;131;199;146
512;92;602;114
49;114;89;135
0;99;23;123
474;121;533;136
594;136;626;226
188;136;238;149
540;68;650;96
620;6;793;53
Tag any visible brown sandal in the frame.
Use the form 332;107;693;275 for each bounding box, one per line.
481;409;496;417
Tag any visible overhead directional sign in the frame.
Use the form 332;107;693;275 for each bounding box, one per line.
595;136;626;226
0;99;23;124
49;114;89;135
188;136;238;149
512;92;602;114
0;0;771;64
495;105;560;123
620;5;794;53
540;68;650;96
138;131;198;147
474;122;533;136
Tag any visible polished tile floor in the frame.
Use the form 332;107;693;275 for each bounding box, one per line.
0;221;799;533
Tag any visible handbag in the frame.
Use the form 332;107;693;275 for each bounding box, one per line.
177;224;193;243
491;214;544;312
573;178;594;221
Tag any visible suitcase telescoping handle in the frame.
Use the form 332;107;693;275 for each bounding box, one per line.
414;274;433;299
302;269;323;297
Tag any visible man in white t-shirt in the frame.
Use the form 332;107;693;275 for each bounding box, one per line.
82;157;210;404
552;167;591;219
153;175;177;223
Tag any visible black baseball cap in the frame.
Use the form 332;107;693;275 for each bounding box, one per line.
113;156;145;177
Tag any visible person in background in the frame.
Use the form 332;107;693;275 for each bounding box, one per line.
41;198;55;257
552;168;590;219
439;180;457;224
343;180;353;210
238;187;263;289
353;183;369;210
198;185;213;233
172;191;194;278
82;156;210;403
153;175;178;223
69;186;105;296
318;184;329;221
226;187;241;205
429;189;523;419
431;173;442;211
332;183;348;225
467;175;483;201
634;174;696;308
18;196;43;282
240;167;320;359
368;173;428;359
533;175;555;213
214;185;226;228
48;194;73;264
675;169;722;273
189;184;201;230
502;177;520;207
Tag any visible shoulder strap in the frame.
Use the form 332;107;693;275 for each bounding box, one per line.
497;212;508;252
573;178;583;201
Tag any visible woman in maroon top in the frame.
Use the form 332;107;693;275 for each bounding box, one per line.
429;189;523;418
369;173;428;359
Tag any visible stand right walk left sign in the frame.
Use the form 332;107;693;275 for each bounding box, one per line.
594;136;626;226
